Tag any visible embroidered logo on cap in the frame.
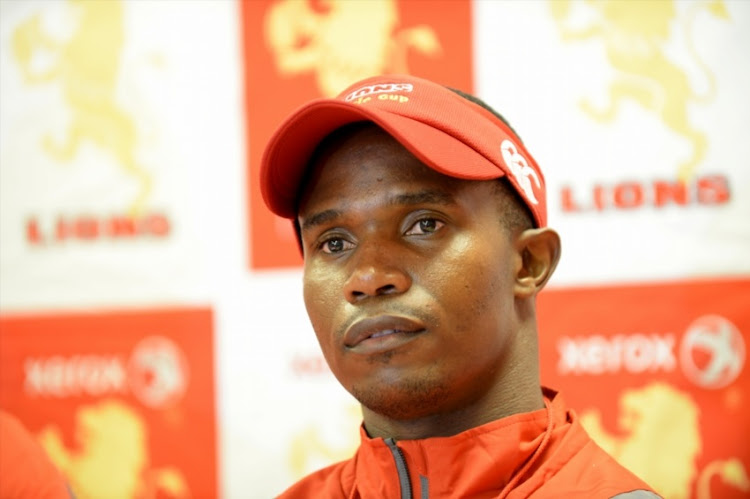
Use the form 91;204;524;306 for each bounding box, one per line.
344;82;414;102
501;139;541;205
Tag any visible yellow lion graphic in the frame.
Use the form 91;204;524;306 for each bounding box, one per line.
11;0;152;214
580;382;749;499
264;0;441;97
550;0;730;181
37;398;189;499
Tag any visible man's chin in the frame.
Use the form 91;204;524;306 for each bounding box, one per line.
350;379;451;422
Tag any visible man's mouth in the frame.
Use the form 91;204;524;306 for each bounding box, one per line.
369;329;401;339
344;315;426;351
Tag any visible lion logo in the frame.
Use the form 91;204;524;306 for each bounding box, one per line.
37;399;189;499
580;382;750;499
264;0;442;97
550;0;730;181
11;0;152;215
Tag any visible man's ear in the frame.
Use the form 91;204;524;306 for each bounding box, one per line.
514;228;561;298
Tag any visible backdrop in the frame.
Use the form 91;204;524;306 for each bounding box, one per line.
1;1;748;498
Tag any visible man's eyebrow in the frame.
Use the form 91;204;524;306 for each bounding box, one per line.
300;209;342;233
299;189;456;232
388;189;456;207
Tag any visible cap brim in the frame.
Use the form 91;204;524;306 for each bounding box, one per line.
261;100;505;219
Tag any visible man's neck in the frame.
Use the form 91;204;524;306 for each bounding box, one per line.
361;379;545;441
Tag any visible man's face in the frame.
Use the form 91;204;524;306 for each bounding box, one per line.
297;126;522;421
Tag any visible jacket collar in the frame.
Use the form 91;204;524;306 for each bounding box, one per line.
352;389;570;497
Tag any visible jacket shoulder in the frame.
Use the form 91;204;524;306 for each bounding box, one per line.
520;421;661;498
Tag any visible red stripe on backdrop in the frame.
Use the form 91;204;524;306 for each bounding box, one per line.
241;0;474;269
537;278;749;499
0;307;217;498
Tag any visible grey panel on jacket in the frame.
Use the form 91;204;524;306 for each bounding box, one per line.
610;490;662;499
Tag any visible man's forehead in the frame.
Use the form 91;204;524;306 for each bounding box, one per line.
311;122;395;163
297;129;487;225
301;123;449;197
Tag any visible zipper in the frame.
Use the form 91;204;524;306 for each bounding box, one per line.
385;437;413;499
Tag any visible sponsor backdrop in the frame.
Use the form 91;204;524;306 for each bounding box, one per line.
0;1;748;498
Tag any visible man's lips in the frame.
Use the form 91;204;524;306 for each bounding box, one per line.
343;315;426;351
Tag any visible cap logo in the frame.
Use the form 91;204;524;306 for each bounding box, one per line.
344;82;414;102
500;139;540;205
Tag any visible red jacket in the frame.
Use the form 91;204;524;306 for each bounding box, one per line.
0;411;71;499
278;389;659;498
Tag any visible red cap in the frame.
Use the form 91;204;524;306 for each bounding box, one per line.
260;74;547;227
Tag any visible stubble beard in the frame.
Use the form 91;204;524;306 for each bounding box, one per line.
348;372;452;421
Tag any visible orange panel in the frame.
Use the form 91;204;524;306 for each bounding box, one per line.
538;279;749;499
0;307;217;498
241;0;474;269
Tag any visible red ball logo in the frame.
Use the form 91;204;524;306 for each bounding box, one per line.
680;315;745;389
128;336;189;408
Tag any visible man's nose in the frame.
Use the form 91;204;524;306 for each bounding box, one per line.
343;243;411;304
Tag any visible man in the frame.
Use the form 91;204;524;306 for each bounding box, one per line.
260;74;659;498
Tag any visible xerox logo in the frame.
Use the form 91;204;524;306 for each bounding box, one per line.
23;336;189;408
680;315;745;389
558;334;677;375
557;315;746;389
500;140;541;205
24;355;128;397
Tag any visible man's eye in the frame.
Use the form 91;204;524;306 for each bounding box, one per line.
406;218;444;235
321;238;351;254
